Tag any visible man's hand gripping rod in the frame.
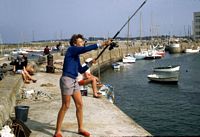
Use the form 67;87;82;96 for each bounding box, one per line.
95;0;147;61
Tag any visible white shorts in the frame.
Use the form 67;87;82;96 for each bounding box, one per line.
16;70;23;74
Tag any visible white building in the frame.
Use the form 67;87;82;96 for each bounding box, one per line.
193;12;200;39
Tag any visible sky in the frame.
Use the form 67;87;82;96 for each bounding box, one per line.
0;0;200;43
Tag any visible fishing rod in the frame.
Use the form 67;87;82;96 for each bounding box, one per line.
95;0;147;60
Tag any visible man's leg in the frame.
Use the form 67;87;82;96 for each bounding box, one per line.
55;95;71;135
21;71;30;83
72;91;90;136
72;91;83;130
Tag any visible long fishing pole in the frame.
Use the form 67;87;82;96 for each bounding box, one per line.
95;0;147;60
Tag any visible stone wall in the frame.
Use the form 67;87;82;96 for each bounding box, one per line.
0;75;23;128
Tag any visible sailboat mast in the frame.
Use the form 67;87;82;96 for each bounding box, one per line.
127;17;130;46
0;34;3;56
140;12;142;41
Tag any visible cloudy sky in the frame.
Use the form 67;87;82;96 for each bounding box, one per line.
0;0;200;43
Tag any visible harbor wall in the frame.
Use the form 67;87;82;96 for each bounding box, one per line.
0;75;23;128
1;40;200;56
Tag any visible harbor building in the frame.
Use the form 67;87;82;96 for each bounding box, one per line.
193;12;200;39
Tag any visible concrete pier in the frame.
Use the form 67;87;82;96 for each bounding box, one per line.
18;72;151;136
0;44;152;136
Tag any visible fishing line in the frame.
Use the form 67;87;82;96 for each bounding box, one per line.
95;0;148;60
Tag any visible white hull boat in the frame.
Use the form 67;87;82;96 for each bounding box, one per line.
123;54;136;63
134;51;148;60
147;74;179;83
112;63;120;69
11;49;29;55
168;43;181;54
144;50;163;60
153;65;180;72
185;48;199;53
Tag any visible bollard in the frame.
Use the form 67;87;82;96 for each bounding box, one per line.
46;54;55;73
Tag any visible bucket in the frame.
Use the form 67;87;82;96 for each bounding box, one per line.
80;89;88;96
15;105;29;122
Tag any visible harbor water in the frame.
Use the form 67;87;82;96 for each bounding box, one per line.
100;53;200;136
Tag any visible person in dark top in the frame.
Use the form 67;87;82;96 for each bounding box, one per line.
43;45;50;55
56;42;61;51
54;34;112;137
13;54;36;83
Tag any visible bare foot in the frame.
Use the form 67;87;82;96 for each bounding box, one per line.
78;129;90;137
24;80;30;84
53;131;62;137
32;79;37;83
93;93;102;98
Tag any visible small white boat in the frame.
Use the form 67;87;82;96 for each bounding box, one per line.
153;65;180;72
144;49;163;60
11;49;29;55
123;54;136;63
25;49;44;53
168;39;181;54
144;54;162;60
3;54;10;57
147;74;179;83
134;51;148;60
112;63;120;69
185;48;199;53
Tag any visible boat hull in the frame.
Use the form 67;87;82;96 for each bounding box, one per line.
112;63;120;69
122;58;136;63
123;54;136;63
147;74;179;83
185;49;199;53
168;44;182;54
153;65;180;72
144;55;162;60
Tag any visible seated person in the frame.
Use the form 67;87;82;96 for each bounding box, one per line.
12;54;37;84
77;58;102;98
77;71;102;98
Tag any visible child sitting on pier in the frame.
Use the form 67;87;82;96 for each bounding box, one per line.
77;58;103;98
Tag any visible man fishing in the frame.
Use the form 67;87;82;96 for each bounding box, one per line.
54;34;112;137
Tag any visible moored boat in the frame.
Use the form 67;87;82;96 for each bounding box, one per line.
122;54;136;63
147;74;179;83
112;63;120;69
144;54;162;60
168;39;182;54
11;49;29;55
153;65;180;72
184;48;199;53
134;51;148;60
